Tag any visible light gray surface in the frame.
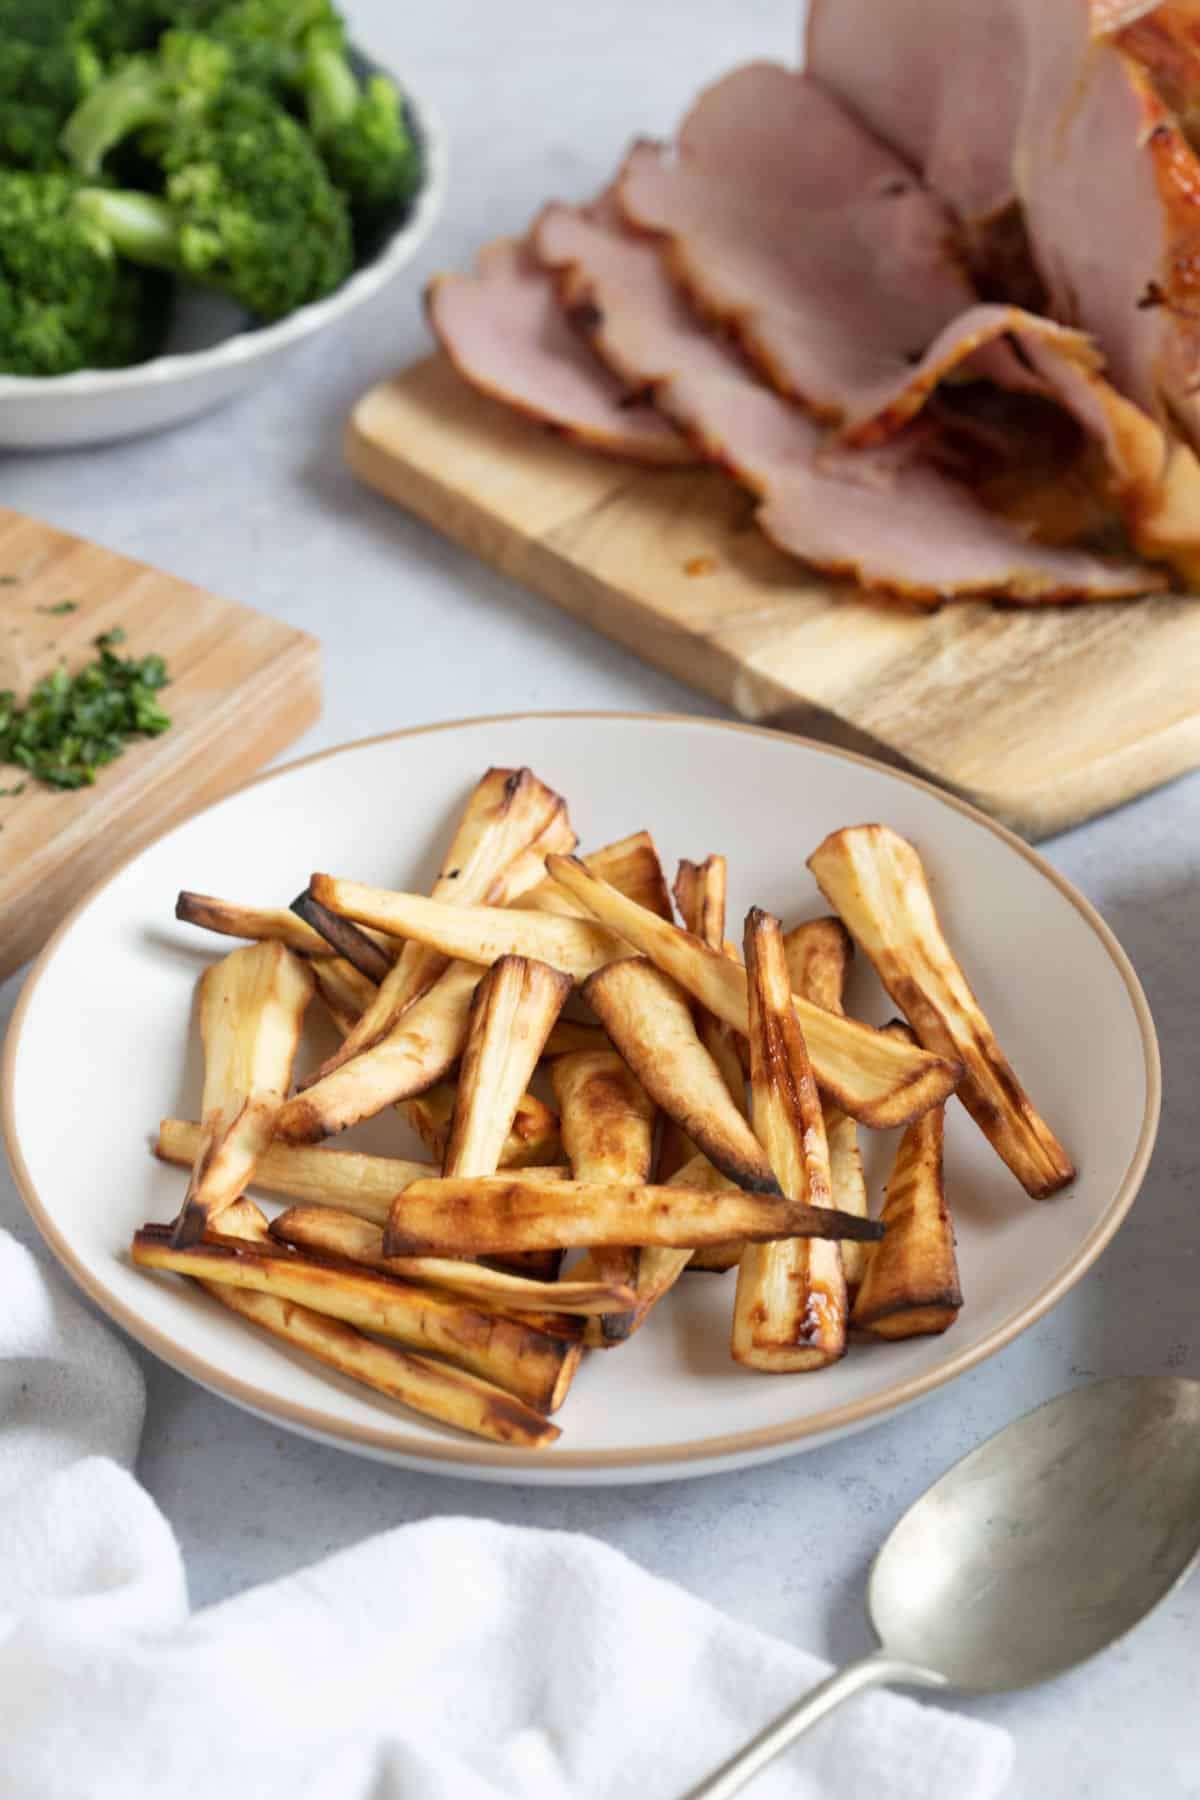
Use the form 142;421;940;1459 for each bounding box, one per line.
1;3;1197;1793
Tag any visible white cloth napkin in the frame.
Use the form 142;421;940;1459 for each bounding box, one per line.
0;1228;1013;1800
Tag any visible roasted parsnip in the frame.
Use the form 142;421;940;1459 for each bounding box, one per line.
807;825;1074;1198
852;1026;963;1339
132;1225;580;1413
269;1207;634;1318
175;891;334;958
662;854;747;1176
441;956;573;1178
310;957;379;1035
785;917;870;1294
310;878;625;982
573;1155;742;1344
405;1081;562;1169
157;1118;434;1227
525;829;674;922
187;1200;561;1447
382;1173;881;1259
277;960;481;1143
551;1046;657;1340
289;889;395;982
732;909;846;1373
543;1020;612;1059
583;957;782;1194
316;768;574;1078
171;941;314;1246
544;855;961;1129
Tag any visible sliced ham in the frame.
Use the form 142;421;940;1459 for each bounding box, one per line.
839;300;1200;584
617;64;975;424
426;239;692;464
805;0;1026;228
1012;0;1200;443
535;199;1162;603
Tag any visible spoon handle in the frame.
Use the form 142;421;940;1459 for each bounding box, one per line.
681;1650;948;1799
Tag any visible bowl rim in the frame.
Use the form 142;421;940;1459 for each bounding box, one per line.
1;710;1163;1477
0;67;448;398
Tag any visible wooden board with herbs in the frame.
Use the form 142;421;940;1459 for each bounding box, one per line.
0;507;320;978
347;354;1200;842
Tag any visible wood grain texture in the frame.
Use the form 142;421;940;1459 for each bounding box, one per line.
0;507;320;977
346;354;1200;840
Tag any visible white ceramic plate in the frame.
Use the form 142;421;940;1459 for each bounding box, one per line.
0;58;447;450
3;714;1158;1484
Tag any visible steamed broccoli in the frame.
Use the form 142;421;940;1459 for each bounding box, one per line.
298;27;419;236
0;170;168;375
71;79;353;321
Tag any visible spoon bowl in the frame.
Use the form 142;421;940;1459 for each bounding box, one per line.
688;1377;1200;1797
870;1376;1200;1691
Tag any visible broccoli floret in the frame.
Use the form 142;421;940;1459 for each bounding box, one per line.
60;32;238;177
299;30;420;236
0;39;100;171
72;81;353;321
0;170;169;375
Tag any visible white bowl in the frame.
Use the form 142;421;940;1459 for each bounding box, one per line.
0;72;447;451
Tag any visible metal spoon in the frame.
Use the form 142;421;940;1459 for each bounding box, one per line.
686;1377;1200;1799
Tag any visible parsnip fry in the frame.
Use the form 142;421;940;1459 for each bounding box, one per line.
551;1047;657;1339
583;958;782;1194
198;1203;561;1446
685;1242;742;1272
672;852;747;1117
175;891;334;958
311;957;378;1036
172;942;313;1246
290;890;395;982
270;1207;633;1317
132;1226;580;1413
807;825;1074;1197
550;1049;657;1183
383;1173;881;1258
405;1081;561;1169
733;909;846;1373
543;1020;611;1059
783;917;854;1017
157;1118;434;1226
525;828;674;922
852;1026;962;1339
310;878;625;982
545;855;960;1128
785;917;870;1294
277;961;481;1143
442;956;573;1179
317;769;574;1078
573;1155;740;1345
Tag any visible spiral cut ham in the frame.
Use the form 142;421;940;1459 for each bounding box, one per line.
427;23;1200;604
535;200;1161;603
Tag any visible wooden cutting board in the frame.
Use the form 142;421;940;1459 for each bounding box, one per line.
347;353;1200;841
0;507;320;979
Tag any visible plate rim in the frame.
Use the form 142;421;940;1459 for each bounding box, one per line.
2;710;1162;1475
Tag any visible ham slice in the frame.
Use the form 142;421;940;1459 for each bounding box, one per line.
535;199;1162;603
809;0;1200;447
426;239;692;464
617;64;975;424
839;301;1200;584
805;0;1026;228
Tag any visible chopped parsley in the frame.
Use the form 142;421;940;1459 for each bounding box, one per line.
37;600;78;616
0;783;26;797
0;630;171;791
